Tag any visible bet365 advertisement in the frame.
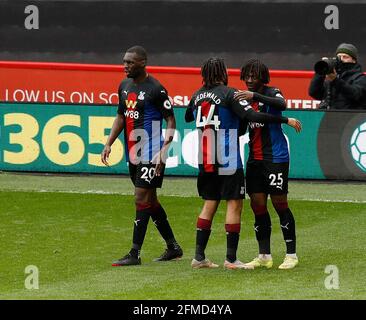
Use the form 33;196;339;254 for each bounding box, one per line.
0;102;365;180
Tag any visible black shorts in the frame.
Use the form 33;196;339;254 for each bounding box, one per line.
128;162;165;189
197;169;245;200
246;160;289;195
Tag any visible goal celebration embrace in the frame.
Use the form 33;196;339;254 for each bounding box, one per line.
102;46;302;270
2;0;366;304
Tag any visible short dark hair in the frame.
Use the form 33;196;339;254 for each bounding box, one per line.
126;45;147;61
201;57;228;88
240;59;270;84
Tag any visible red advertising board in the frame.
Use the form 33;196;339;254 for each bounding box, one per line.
0;61;318;109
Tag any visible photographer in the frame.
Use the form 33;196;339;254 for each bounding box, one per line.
309;43;366;110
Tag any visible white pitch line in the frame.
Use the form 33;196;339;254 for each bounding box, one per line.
288;198;366;204
1;188;366;203
0;188;195;197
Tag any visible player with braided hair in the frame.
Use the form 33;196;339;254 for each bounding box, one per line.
186;57;301;269
200;57;228;88
235;59;299;269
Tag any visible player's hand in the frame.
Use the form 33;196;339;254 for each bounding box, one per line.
101;145;111;166
234;90;254;101
151;145;169;177
287;118;302;133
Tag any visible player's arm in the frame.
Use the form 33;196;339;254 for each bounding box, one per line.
101;113;124;166
101;86;125;166
234;89;286;110
161;114;176;155
185;107;195;122
253;90;286;110
152;87;176;175
232;100;302;132
185;98;195;122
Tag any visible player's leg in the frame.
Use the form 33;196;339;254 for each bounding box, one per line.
191;172;221;268
223;199;248;269
243;161;273;269
112;162;180;266
243;193;273;269
150;188;183;262
132;162;182;262
267;161;298;269
112;163;145;266
251;193;272;255
219;169;246;269
191;200;220;268
111;186;152;266
271;193;298;269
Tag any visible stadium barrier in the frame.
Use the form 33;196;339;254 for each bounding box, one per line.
0;102;365;181
0;61;317;109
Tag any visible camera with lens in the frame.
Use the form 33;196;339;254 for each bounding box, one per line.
314;56;342;75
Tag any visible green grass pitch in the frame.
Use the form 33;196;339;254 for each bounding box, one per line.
0;172;365;300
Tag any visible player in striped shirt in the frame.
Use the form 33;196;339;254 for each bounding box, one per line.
101;46;182;266
234;59;300;269
186;57;301;269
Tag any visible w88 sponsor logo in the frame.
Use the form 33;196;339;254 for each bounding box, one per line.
124;110;139;119
249;122;264;129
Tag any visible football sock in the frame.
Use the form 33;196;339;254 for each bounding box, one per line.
273;202;296;254
195;217;212;261
251;203;272;254
150;202;179;250
130;203;150;258
225;224;241;263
